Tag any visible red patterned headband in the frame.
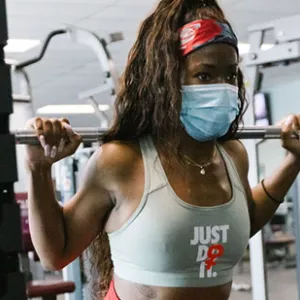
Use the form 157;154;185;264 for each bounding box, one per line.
179;19;238;56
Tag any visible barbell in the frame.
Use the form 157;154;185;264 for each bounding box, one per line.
12;126;299;145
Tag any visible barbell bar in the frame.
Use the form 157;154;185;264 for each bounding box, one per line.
11;126;299;145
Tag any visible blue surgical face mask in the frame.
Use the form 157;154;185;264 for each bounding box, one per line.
180;83;239;142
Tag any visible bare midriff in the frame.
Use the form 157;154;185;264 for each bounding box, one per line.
114;275;232;300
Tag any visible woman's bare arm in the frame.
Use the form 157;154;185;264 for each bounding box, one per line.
28;147;115;270
224;140;299;237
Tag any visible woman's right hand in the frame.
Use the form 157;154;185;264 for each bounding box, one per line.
25;117;82;171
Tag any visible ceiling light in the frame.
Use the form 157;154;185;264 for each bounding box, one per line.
4;39;41;53
37;104;110;114
98;104;110;111
238;43;274;55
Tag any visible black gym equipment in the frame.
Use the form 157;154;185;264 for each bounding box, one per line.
0;0;27;299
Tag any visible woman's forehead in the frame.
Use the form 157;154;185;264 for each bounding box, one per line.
185;44;238;67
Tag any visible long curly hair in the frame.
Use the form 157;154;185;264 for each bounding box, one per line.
89;0;248;298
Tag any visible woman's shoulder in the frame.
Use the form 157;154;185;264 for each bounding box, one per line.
219;139;249;176
220;139;248;158
93;139;142;180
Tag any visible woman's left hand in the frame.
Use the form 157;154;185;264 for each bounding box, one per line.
278;114;300;158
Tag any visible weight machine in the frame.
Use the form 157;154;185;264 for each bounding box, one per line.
0;2;121;297
242;14;300;300
0;0;27;299
13;26;121;129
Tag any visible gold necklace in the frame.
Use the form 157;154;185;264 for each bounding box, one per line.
184;147;217;175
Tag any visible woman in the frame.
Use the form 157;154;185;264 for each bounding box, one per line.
25;0;300;299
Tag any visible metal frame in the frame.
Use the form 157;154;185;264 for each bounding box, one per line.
67;26;121;98
10;67;32;102
293;178;300;300
54;156;83;300
74;26;122;127
243;14;300;300
14;26;122;128
0;0;27;299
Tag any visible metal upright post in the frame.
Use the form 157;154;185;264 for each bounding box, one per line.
56;157;83;300
243;14;300;300
243;30;269;300
0;0;27;299
292;180;300;300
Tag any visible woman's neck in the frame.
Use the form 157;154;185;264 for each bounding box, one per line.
178;128;217;164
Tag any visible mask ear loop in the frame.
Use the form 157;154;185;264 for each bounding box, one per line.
180;69;185;92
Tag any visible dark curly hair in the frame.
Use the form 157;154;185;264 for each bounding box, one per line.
89;0;247;298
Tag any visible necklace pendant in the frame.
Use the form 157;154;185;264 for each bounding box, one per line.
200;168;206;175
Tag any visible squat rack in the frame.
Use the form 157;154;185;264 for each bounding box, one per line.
0;0;27;299
243;14;300;300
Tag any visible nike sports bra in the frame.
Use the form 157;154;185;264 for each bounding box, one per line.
108;136;250;287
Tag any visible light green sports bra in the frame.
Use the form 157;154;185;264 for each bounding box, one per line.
108;136;250;288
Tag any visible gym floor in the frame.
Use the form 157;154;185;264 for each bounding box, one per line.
34;262;298;300
230;262;298;300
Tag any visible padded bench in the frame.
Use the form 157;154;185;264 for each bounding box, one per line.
265;236;295;247
16;193;76;300
27;280;75;300
265;235;296;268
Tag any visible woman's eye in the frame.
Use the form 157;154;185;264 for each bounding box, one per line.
227;73;238;81
197;73;211;81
